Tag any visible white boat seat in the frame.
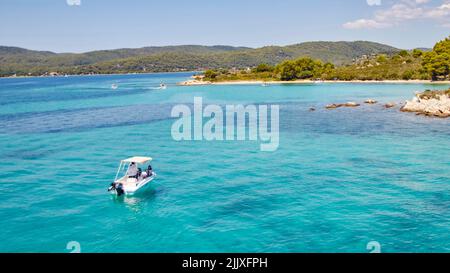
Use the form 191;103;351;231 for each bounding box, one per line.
126;177;137;184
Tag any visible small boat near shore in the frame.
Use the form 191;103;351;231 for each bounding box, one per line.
149;83;167;90
108;156;156;196
111;83;118;90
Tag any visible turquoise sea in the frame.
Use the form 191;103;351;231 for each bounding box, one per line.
0;72;449;253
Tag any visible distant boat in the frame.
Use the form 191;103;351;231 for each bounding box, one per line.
159;83;167;90
111;84;118;90
261;82;268;87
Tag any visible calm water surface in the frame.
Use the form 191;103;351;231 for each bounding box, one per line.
0;73;449;252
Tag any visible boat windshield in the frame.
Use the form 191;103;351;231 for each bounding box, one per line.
115;159;153;181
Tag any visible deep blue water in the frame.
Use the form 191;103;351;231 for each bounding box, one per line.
0;73;449;253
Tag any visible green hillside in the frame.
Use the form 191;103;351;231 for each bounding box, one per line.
0;41;400;77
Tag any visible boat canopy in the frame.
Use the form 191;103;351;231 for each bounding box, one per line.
121;156;152;164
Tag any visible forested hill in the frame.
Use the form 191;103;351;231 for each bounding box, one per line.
0;41;400;76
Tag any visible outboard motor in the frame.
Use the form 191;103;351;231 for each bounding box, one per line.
108;183;125;196
116;183;125;196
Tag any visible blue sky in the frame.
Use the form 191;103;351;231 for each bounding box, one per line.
0;0;449;52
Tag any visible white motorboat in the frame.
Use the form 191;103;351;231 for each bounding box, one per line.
111;83;118;90
108;156;156;196
159;83;167;90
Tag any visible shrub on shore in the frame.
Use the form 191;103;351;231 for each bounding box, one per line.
422;37;450;81
417;88;450;100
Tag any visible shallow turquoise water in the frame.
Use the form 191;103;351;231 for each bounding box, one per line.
0;73;449;253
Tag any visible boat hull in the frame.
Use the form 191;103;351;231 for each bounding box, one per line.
110;172;156;196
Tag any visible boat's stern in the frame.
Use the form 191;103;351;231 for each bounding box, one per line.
108;173;156;196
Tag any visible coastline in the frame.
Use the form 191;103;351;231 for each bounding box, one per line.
178;79;450;86
5;73;450;86
1;71;199;80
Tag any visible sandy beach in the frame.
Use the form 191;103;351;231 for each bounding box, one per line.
178;79;450;86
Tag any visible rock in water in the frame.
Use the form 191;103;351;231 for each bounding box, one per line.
344;102;360;107
365;99;378;104
384;103;396;109
326;102;361;109
326;103;343;109
401;90;450;118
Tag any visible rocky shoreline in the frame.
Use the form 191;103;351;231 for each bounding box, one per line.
400;89;450;118
322;89;450;118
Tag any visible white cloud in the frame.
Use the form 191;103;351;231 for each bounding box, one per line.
344;0;450;29
66;0;81;6
374;3;424;22
367;0;382;6
426;3;450;17
343;19;390;29
400;0;431;5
